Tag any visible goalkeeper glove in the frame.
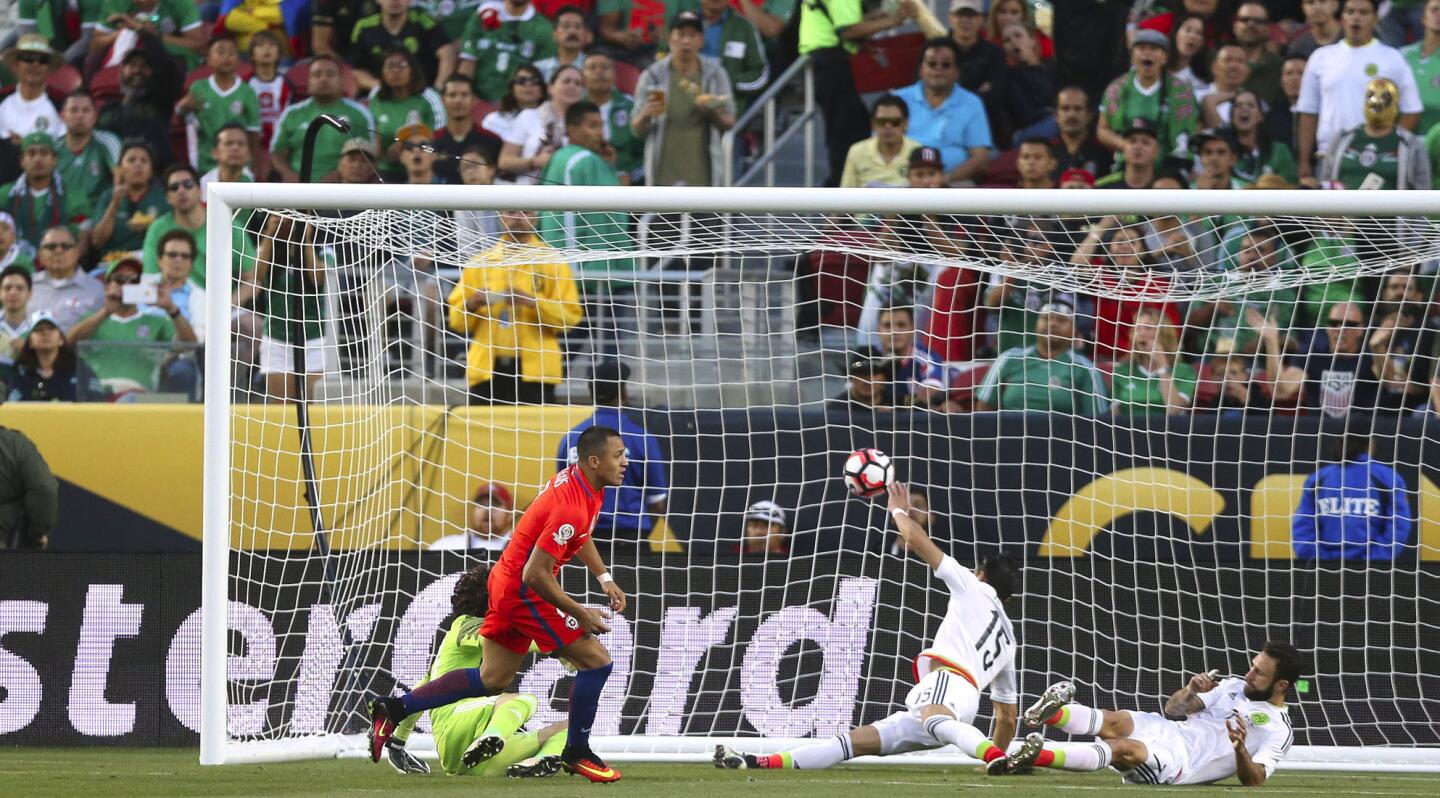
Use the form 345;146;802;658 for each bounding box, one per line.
385;739;430;774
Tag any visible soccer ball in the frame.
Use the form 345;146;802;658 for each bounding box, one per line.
843;448;894;498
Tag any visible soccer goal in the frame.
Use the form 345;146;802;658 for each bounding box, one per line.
201;184;1440;771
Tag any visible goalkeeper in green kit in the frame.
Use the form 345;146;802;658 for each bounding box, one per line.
382;565;570;777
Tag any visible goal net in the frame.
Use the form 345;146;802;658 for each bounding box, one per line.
202;185;1440;770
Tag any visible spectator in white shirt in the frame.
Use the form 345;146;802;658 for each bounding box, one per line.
1296;0;1421;185
429;482;516;551
0;35;66;143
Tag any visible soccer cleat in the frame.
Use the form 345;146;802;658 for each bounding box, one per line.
383;739;430;774
562;747;622;783
1001;732;1047;774
985;754;1013;776
367;697;398;763
508;754;564;778
1023;680;1076;726
713;744;761;769
461;733;506;769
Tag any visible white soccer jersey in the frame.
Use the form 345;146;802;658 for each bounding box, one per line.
1175;678;1295;784
913;555;1018;704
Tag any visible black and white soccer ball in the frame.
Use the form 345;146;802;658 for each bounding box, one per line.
843;448;894;498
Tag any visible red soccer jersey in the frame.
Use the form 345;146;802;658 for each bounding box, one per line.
491;465;604;589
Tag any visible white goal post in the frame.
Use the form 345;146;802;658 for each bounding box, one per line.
202;184;1440;771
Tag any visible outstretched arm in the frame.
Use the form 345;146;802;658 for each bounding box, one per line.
886;482;944;570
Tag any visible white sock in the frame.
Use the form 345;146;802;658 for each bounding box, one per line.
922;715;993;759
789;734;850;770
1049;704;1105;736
1044;741;1113;772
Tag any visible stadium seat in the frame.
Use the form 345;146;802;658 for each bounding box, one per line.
614;60;640;96
472;99;497;126
47;64;83;95
797;230;877;329
850;31;925;94
946;360;991;413
89;66;122;105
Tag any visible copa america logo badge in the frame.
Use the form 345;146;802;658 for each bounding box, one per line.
565;616;579;630
553;524;575;545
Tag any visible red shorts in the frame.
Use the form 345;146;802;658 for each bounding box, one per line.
481;581;586;654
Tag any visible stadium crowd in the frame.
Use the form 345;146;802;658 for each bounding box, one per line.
0;0;1435;419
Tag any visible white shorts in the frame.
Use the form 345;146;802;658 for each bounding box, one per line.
870;669;981;756
1120;711;1189;785
259;336;333;374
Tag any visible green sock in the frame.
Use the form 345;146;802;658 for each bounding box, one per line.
473;731;541;778
975;740;1003;762
538;729;568;757
781;751;795;769
481;697;533;741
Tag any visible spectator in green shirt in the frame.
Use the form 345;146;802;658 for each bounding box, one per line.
1321;76;1430;188
533;5;591;81
1098;28;1199;166
66;257;197;396
8;0;104;62
1110;307;1199;416
1;133;89;255
1187;226;1299;358
597;0;655;62
91;0;207;70
369;48;448;180
270;54;378;183
57;92;122;222
976;300;1110;415
581;51;644;184
539;100;633;283
1230;89;1298;183
88;140;167;261
1400;0;1440;133
176;36;262;174
457;0;556;101
350;0;455;90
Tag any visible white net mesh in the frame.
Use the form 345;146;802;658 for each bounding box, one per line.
214;197;1440;761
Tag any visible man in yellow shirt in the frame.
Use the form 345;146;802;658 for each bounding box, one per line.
446;209;583;405
840;94;921;188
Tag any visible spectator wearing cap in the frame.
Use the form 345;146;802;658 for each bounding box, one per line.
829;349;894;413
1192;127;1249;188
176;36;262;176
67;257;196;396
0;213;33;272
97;45;182;170
430;482;516;551
581;51;645;185
949;0;1006;94
337;138;381;184
736;500;789;557
680;0;770;117
1051;86;1110;178
1198;44;1252;127
0;266;33;368
431;76;502;184
29;226;101;332
532;5;590;83
7;311;101;402
457;0;552;101
350;0;455;91
1098;29;1199;164
538;102;634;287
0;35;66;149
447;207;581;405
632;13;737;187
895;37;993;185
1059;167;1096;188
1321;77;1430;188
1298;0;1421;186
270;54;379;183
977;300;1110;415
798;0;916;186
57;92;122;215
1095;119;1161;188
840;95;920;188
200;124;256;195
989;23;1058;146
556;359;675;558
368;49;447;181
2;133;88;253
90;0;207;70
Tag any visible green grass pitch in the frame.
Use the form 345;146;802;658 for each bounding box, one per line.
2;748;1436;798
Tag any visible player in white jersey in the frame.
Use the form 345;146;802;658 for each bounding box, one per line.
715;482;1021;772
1000;642;1303;786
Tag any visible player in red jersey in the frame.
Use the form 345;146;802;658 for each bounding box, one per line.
367;426;629;783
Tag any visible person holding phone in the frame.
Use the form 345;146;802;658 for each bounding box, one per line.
65;257;195;397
